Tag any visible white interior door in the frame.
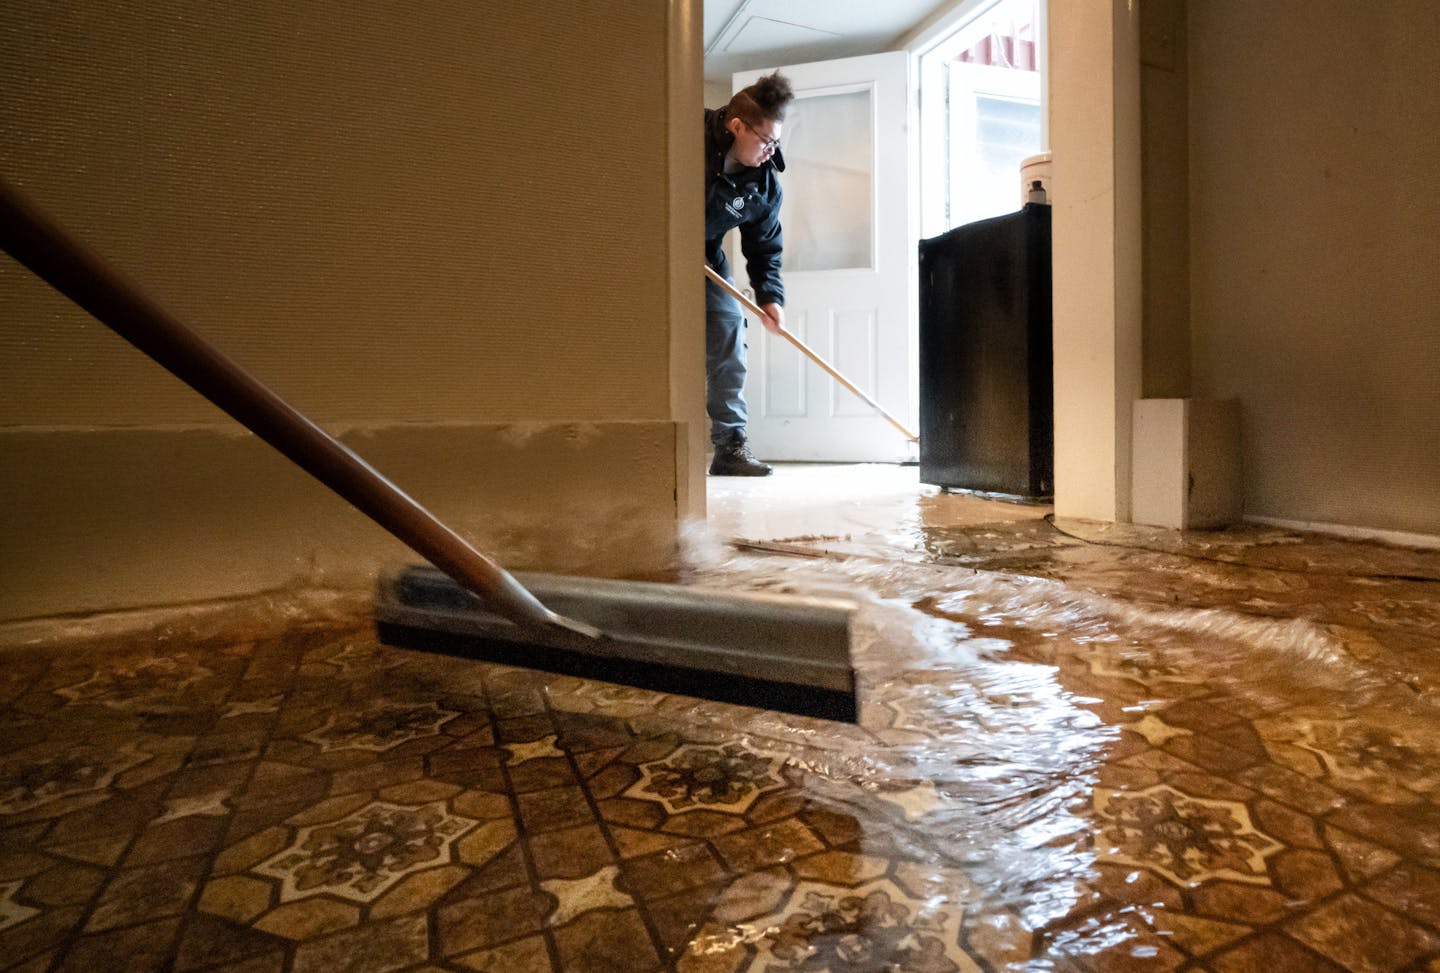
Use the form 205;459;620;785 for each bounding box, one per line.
733;51;914;463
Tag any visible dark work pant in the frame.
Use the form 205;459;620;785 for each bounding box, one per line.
705;272;748;445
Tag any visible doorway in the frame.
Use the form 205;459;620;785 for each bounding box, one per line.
916;0;1046;237
733;52;914;465
710;0;1047;470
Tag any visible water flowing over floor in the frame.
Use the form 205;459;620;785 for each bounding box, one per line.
2;465;1438;971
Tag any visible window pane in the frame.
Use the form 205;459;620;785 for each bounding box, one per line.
977;95;1042;168
946;62;1042;228
779;89;873;272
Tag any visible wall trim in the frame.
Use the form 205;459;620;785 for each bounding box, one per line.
1048;0;1144;523
668;0;707;520
1;420;681;621
1245;515;1440;551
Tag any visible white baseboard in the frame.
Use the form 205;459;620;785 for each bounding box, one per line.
1245;515;1440;550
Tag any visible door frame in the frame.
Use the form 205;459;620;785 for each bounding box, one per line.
911;0;1050;239
690;0;1143;522
905;0;1142;522
730;51;917;464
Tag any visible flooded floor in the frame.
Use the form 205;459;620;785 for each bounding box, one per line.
3;464;1440;972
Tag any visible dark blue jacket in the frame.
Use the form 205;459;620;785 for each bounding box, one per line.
704;107;785;307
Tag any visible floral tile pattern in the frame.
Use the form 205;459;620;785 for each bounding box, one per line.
253;799;479;902
1094;784;1284;887
1;513;1438;971
0;739;152;816
747;878;978;973
1087;644;1207;686
301;700;461;752
53;655;215;711
1255;710;1440;801
624;743;788;815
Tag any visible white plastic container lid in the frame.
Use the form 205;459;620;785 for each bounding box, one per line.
1020;151;1053;204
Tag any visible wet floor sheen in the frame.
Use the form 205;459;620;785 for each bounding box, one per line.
2;465;1439;972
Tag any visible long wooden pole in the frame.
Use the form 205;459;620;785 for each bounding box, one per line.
0;176;599;639
704;265;918;443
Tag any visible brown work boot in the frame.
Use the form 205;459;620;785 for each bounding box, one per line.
709;435;773;476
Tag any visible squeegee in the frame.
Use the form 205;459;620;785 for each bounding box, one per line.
0;177;858;723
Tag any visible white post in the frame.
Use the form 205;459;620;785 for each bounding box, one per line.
1048;0;1144;522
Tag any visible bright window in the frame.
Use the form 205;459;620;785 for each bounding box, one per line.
918;0;1044;236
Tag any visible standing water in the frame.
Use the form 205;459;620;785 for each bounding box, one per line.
0;471;1437;971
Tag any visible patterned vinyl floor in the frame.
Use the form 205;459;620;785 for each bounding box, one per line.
2;481;1438;972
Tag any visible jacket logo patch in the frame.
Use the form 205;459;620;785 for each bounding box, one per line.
732;196;745;210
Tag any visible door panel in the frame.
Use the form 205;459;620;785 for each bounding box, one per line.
762;311;807;418
733;51;914;462
779;87;874;273
830;309;879;418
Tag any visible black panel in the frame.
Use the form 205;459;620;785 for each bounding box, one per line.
376;622;859;723
918;204;1053;498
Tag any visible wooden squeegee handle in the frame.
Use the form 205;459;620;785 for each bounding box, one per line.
704;265;918;443
0;176;596;638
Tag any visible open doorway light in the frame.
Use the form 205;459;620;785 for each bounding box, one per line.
916;0;1046;238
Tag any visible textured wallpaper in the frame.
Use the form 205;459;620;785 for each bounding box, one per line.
1;2;674;427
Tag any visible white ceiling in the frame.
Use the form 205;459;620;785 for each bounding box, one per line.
703;0;956;86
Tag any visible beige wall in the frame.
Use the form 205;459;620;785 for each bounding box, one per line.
0;423;680;621
1;2;703;622
1187;1;1440;534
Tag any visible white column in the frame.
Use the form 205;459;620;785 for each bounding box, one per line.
1048;0;1143;522
667;0;707;519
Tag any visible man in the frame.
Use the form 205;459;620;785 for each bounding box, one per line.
703;72;793;476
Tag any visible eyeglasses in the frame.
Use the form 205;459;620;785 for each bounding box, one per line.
740;119;781;152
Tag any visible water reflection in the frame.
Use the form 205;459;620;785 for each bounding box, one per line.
4;477;1437;971
656;512;1440;970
